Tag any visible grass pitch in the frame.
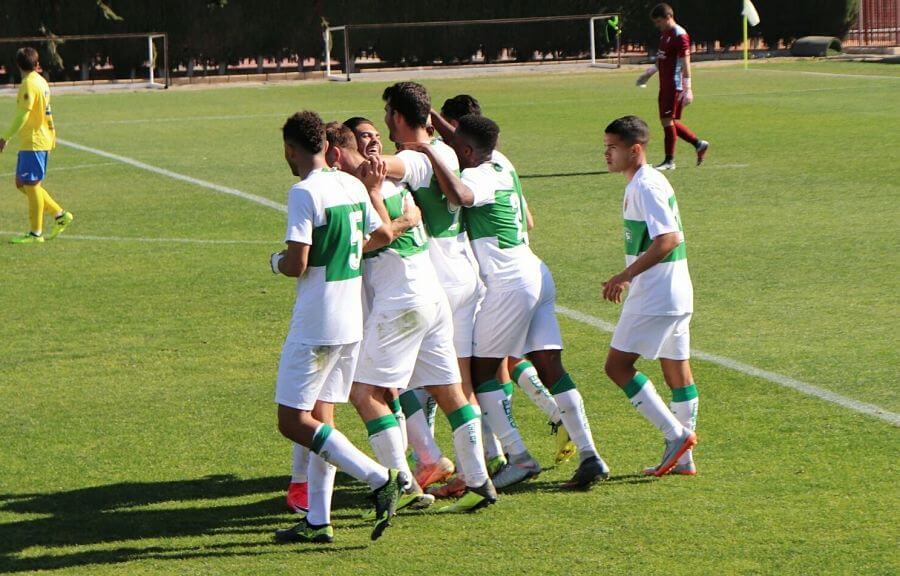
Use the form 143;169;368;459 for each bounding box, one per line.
0;59;897;575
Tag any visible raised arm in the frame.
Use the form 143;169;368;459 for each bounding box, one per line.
402;142;475;208
429;108;456;143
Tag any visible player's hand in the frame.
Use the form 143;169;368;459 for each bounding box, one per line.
357;155;386;193
682;88;694;106
601;272;631;304
270;250;286;274
0;138;6;153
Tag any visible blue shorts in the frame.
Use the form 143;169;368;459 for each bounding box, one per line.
16;151;49;184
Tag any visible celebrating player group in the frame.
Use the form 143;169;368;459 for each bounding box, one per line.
269;32;703;541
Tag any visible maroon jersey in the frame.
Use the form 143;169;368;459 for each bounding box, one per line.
657;24;690;92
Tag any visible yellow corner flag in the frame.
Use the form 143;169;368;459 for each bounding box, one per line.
742;0;761;69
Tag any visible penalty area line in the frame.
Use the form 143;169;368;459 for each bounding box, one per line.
555;305;900;427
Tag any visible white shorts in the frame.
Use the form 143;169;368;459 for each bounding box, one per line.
610;312;692;360
355;298;460;389
274;340;360;410
444;282;480;358
472;264;564;358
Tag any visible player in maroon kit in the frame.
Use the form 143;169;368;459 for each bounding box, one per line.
636;3;709;170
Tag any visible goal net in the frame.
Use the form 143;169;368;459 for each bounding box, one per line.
324;13;622;81
0;33;169;89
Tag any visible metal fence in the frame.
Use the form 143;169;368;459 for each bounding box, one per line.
847;0;900;45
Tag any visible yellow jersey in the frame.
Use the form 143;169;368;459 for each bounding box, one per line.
16;71;55;151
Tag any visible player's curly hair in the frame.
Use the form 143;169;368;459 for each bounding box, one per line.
441;95;481;122
605;115;650;146
382;82;431;128
456;114;499;154
283;111;325;154
325;121;357;150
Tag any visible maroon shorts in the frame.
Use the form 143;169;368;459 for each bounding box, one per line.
658;88;683;120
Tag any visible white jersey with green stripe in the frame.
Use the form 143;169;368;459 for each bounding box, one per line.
622;164;693;315
284;168;383;344
397;139;477;290
362;179;442;311
462;157;542;289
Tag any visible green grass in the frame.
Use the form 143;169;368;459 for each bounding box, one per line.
1;59;897;575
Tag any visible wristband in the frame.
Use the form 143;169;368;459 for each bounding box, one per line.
270;252;284;274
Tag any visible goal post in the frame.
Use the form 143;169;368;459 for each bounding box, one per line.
324;13;622;82
0;32;169;89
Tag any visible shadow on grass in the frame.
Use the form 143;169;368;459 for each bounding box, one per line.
0;474;370;573
497;473;655;495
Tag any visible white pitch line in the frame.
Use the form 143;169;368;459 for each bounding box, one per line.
56;138;287;213
0;162;118;177
753;68;900;81
0;231;273;245
555;305;900;427
57;136;898;427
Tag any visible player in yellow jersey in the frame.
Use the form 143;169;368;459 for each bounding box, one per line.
0;47;73;244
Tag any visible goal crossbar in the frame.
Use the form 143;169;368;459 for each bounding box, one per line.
324;13;621;81
0;32;170;89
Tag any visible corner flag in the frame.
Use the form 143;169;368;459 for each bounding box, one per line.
742;0;761;69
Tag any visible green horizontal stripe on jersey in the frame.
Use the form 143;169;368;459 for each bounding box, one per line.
623;219;687;262
412;174;463;239
309;202;366;282
364;191;429;260
465;187;528;249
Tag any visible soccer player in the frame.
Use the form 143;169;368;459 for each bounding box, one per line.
404;114;610;490
270;111;407;544
326;121;497;514
601;115;699;476
635;3;709;170
431;95;577;466
0;47;73;244
378;82;482;492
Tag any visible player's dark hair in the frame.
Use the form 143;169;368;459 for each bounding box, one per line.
605;115;650;146
343;116;374;132
382;82;431;128
325;121;357;150
16;47;39;71
441;94;481;122
650;3;674;19
456;114;499;155
282;111;325;154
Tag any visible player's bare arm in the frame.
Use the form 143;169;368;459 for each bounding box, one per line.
429;109;456;143
276;241;311;277
602;231;681;303
401;141;474;207
380;155;406;180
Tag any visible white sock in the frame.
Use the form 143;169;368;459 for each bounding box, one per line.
305;453;336;526
413;388;437;432
481;417;503;460
670;384;699;465
367;419;413;478
551;378;598;460
394;409;408;452
313;424;388;490
401;390;443;466
449;405;489;488
291;442;309;483
513;361;561;423
476;381;527;456
624;373;684;441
